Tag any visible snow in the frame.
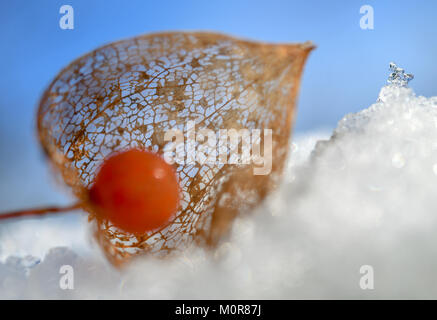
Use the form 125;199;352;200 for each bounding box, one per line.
2;64;437;299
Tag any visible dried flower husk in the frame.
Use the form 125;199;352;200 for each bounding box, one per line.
37;32;314;265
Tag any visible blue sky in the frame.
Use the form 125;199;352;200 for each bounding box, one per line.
0;0;436;210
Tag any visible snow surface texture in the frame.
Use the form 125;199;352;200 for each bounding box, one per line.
2;65;437;299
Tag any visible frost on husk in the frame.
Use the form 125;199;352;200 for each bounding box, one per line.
37;32;313;264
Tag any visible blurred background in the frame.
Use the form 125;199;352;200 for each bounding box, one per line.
0;0;436;258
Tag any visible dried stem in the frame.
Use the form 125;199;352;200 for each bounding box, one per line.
0;203;81;221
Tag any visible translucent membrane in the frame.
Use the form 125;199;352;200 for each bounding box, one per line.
37;32;313;264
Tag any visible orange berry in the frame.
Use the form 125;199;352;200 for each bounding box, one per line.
89;149;180;234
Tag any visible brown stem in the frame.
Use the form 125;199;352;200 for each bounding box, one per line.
0;203;82;221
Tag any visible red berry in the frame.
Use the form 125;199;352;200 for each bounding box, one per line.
89;149;180;234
